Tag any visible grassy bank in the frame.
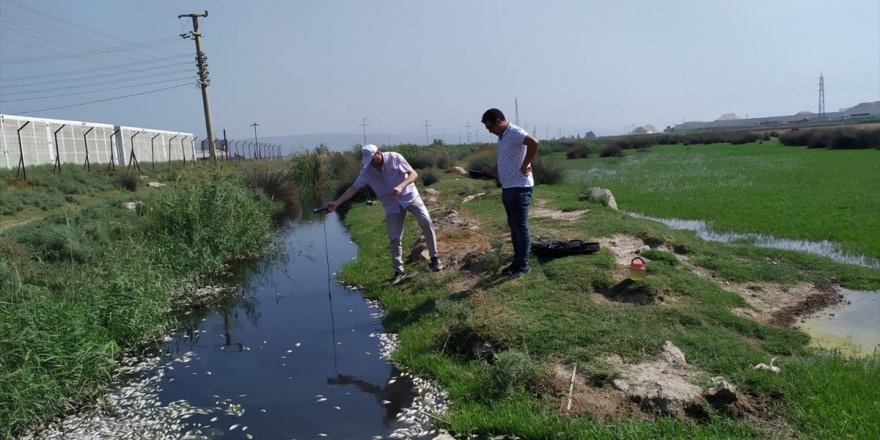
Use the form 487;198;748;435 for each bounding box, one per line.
333;146;880;438
0;164;284;437
557;141;880;260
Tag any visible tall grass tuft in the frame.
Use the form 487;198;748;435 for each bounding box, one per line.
143;177;275;272
288;149;328;194
245;167;299;209
420;167;440;186
480;350;544;400
532;156;566;184
116;171;139;192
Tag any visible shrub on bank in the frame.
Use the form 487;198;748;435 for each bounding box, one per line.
532;156;566;184
566;145;591;159
600;144;624;157
144;177;275;272
0;174;281;437
420;167;440;186
779;127;880;149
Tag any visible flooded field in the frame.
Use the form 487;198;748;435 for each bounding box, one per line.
626;212;880;268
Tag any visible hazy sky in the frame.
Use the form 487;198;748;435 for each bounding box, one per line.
1;0;878;147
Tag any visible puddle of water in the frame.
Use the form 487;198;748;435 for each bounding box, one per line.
796;289;880;357
26;212;444;439
626;212;880;268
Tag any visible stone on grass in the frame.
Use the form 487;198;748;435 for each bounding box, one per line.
586;187;618;210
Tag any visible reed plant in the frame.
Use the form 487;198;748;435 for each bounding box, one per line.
0;172;279;437
287;149;328;194
143;177;275;272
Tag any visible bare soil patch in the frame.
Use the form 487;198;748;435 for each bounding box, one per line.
689;266;843;326
546;363;644;421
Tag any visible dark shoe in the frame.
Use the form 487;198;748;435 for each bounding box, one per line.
508;267;531;280
430;257;444;272
389;272;406;285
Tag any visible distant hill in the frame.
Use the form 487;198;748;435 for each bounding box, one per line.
716;113;740;121
843;101;880;114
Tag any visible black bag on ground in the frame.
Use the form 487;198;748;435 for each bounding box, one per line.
531;236;600;259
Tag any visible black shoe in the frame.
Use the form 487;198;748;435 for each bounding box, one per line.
389;272;406;285
508;267;531;280
430;257;444;272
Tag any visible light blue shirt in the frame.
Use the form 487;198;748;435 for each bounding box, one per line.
353;152;421;214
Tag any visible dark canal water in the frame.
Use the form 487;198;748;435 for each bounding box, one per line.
27;212;432;439
157;212;418;438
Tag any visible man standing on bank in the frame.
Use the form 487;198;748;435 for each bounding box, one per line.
481;108;540;279
325;144;443;285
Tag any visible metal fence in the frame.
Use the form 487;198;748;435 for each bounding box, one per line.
0;114;194;170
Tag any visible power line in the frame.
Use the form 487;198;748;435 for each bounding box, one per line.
0;37;183;64
12;83;192;114
1;77;194;103
1;69;193;94
0;54;190;82
3;0;177;62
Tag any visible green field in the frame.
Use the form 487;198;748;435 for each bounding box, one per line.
3;144;879;438
557;141;880;261
333;142;880;438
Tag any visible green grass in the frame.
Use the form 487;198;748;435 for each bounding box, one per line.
558;141;880;260
333;160;880;438
0;167;282;437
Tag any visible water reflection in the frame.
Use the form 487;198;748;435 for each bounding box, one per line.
27;210;421;439
626;211;880;268
154;212;418;438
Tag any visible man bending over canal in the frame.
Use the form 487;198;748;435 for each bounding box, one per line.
325;144;443;285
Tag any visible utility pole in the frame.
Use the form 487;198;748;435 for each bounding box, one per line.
222;129;229;160
818;72;826;119
251;122;259;159
465;122;471;145
424;120;431;146
515;97;519;126
178;11;216;162
360;117;369;145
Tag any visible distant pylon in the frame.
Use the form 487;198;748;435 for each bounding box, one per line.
515;97;519;126
819;72;825;118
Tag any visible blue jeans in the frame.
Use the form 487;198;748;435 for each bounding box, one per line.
502;186;532;272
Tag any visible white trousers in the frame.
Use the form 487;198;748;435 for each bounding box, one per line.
385;199;438;274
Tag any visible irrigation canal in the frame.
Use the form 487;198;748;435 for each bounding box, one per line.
26;211;442;439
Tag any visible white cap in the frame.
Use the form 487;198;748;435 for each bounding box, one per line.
361;144;378;166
